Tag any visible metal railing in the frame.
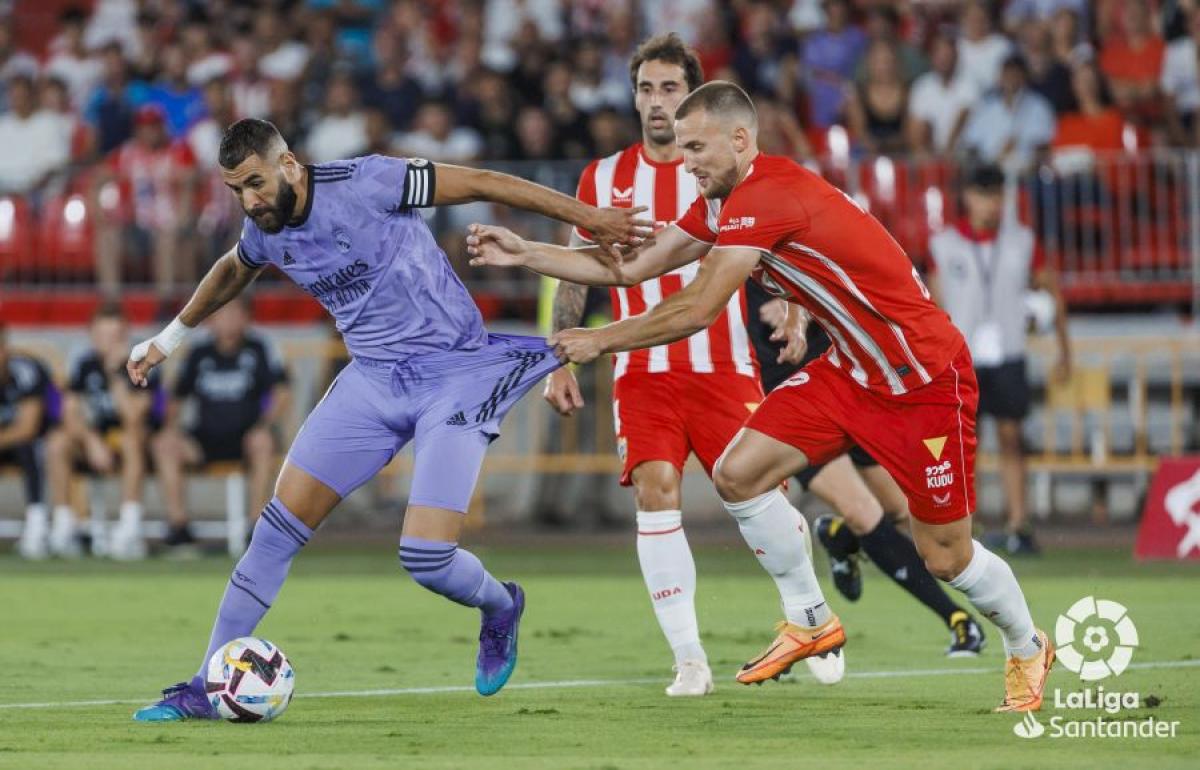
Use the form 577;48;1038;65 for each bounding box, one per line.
811;150;1200;311
2;152;1198;316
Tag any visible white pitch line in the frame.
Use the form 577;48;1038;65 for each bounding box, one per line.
1;659;1196;712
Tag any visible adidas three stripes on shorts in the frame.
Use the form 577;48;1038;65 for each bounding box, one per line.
287;333;562;513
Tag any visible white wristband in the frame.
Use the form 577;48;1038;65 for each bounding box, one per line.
131;317;191;362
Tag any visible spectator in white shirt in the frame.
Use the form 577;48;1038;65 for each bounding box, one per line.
305;71;368;164
569;38;631;113
44;8;103;110
254;8;309;82
181;9;233;87
958;0;1013;94
0;75;71;195
38;76;85;163
396;101;483;163
482;0;565;72
1163;8;1200;146
961;55;1056;173
909;34;979;156
641;0;713;47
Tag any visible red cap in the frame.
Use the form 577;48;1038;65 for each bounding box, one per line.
134;104;166;127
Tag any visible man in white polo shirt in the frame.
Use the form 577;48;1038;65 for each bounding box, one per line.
927;164;1071;556
908;33;978;157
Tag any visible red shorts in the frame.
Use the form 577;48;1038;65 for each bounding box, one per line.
745;345;979;525
614;371;764;486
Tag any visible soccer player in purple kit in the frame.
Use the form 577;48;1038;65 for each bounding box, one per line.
125;119;649;721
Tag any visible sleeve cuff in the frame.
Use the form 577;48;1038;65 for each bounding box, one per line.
237;242;266;269
675;224;715;245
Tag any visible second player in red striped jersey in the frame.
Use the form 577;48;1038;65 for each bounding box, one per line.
540;36;815;699
572;145;755;378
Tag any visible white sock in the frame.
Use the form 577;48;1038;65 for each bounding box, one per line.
723;490;830;628
948;540;1040;658
26;504;48;529
51;505;75;533
636;510;705;665
118;501;143;528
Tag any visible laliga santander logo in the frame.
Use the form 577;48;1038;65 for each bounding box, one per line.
1012;597;1179;741
1013;712;1046;739
1054;596;1139;681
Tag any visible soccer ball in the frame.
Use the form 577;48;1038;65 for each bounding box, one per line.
204;636;295;723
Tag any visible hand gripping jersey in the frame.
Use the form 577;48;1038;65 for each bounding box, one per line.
575;144;756;380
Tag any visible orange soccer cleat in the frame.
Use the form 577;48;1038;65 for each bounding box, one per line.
736;616;846;685
995;629;1055;712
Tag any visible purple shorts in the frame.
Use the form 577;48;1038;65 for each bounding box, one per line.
287;333;561;512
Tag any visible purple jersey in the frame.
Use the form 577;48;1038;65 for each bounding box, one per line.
236;155;487;360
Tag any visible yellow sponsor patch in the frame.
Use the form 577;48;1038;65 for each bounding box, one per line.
923;436;948;461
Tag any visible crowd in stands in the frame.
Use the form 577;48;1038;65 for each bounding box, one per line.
1;0;1199;301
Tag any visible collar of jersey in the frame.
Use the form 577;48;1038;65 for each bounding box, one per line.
287;165;317;229
955;218;997;243
637;144;684;169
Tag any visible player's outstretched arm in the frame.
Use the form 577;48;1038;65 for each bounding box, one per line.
467;223;709;287
126;248;262;387
550;247;762;365
433;163;654;258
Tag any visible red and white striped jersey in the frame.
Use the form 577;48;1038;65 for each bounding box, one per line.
676;154;965;396
574;144;757;380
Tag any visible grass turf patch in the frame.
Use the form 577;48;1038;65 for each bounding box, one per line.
0;544;1196;770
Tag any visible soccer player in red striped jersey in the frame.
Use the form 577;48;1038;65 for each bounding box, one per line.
468;81;1054;712
542;36;810;697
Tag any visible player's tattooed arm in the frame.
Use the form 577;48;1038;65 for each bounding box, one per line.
550;247;761;365
552;281;588;333
432;164;654;258
551;230;592;332
542;279;589;415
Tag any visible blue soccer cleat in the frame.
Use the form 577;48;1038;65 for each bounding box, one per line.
132;676;219;722
475;582;524;696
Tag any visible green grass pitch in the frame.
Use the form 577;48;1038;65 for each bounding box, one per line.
1;542;1197;770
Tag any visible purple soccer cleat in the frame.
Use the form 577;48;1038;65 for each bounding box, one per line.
475;582;525;696
132;676;219;722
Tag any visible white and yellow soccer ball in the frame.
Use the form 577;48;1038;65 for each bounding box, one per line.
205;637;295;722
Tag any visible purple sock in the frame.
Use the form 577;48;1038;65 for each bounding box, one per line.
197;498;313;677
398;536;513;615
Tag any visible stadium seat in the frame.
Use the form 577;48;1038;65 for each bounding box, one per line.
37;193;95;282
0;195;37;281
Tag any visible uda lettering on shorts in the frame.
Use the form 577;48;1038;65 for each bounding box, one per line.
287;333;561;512
613;371;763;486
745;344;979;525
